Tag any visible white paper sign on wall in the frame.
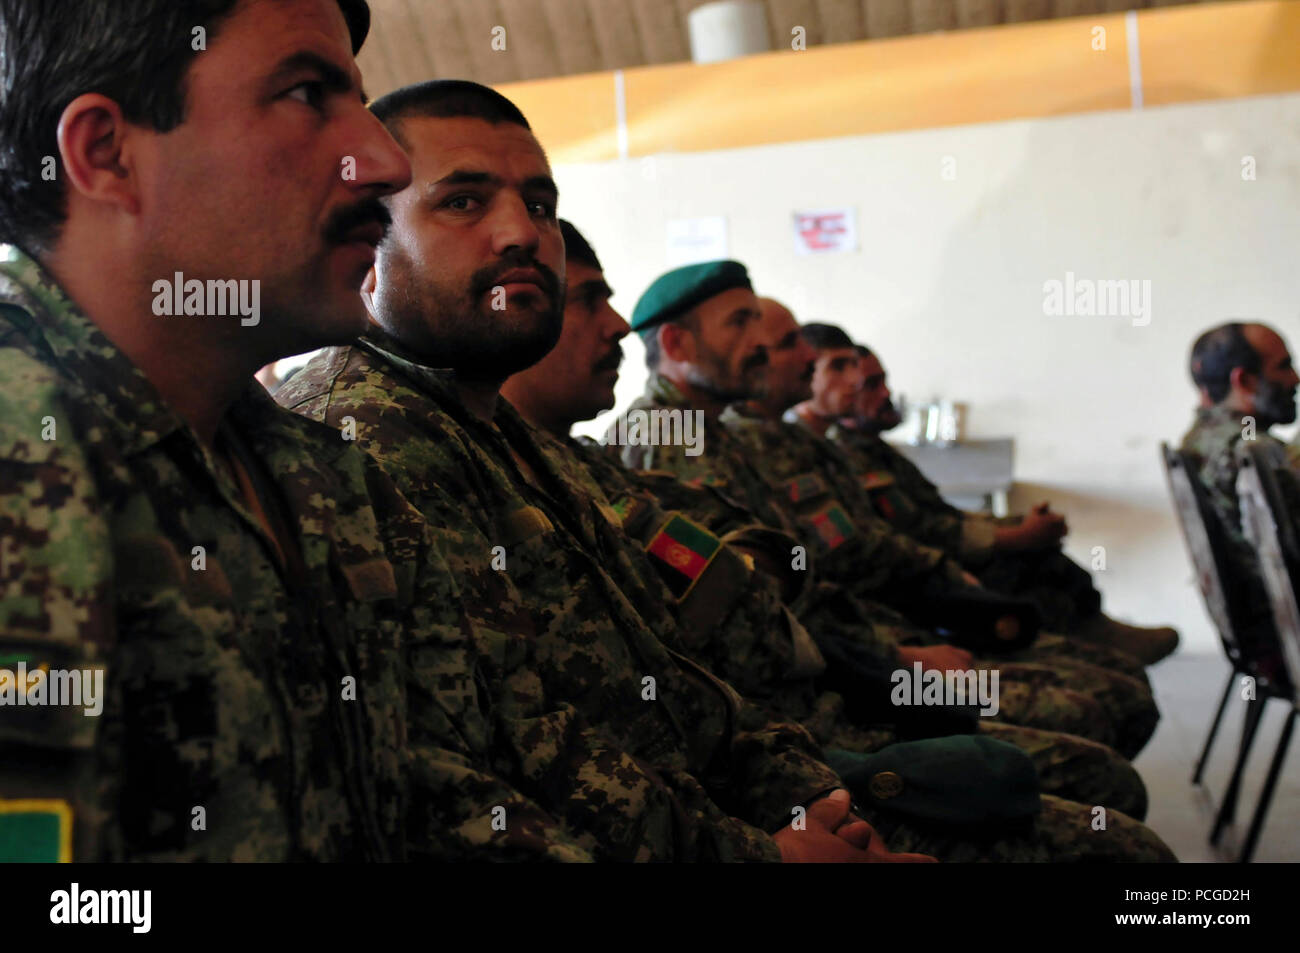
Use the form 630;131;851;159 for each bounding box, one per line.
665;216;729;267
793;208;856;255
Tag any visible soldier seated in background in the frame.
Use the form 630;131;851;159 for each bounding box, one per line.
1180;322;1298;689
277;79;928;863
0;0;567;862
791;325;1178;666
609;262;1160;760
497;219;1178;861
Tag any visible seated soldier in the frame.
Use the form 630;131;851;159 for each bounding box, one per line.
498;219;1180;861
608;261;1159;759
0;0;577;862
276;79;937;863
790;324;1178;666
1180;322;1298;689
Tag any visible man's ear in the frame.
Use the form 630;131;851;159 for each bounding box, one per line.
659;322;694;363
1228;364;1257;397
360;265;378;312
56;93;140;217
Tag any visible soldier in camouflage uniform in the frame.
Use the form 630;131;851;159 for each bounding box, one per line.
282;85;1177;860
278;79;933;863
0;0;598;863
1180;322;1298;688
797;330;1178;666
498;221;1175;858
607;262;1159;758
498;220;1166;823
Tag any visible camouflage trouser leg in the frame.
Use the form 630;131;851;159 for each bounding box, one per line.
978;721;1148;819
1007;632;1149;685
988;672;1118;749
866;795;1175;862
978;549;1102;632
985;659;1158;759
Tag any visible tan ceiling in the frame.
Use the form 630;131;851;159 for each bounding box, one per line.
358;0;1234;94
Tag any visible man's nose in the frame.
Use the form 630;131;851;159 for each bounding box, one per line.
348;108;413;198
490;195;543;257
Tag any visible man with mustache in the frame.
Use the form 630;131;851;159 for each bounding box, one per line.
1180;322;1300;688
499;221;1178;858
807;336;1178;666
0;0;558;863
607;265;1156;758
278;79;929;862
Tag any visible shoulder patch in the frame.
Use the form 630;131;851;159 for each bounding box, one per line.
861;471;896;491
786;472;829;503
0;799;72;862
645;514;722;599
808;501;857;550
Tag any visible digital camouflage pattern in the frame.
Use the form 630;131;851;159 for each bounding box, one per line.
567;436;1152;820
1181;403;1287;683
0;246;593;863
277;339;847;862
277;341;1171;861
824;421;1103;633
606;377;1156;757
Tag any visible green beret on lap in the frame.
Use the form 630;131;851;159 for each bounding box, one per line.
825;735;1041;827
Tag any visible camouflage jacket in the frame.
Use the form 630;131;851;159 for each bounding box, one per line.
276;340;844;862
1180;403;1283;678
607;376;962;604
825;422;998;563
0;247;586;862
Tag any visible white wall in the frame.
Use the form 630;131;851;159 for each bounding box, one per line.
558;92;1300;652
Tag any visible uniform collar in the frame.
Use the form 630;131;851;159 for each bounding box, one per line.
0;244;185;456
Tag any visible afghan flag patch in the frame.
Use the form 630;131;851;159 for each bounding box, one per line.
645;514;722;599
809;502;856;550
786;473;826;503
0;799;73;863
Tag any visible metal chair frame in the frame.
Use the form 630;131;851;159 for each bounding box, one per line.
1160;443;1289;861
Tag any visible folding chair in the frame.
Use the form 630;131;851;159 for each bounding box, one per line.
1160;444;1253;790
1230;443;1300;862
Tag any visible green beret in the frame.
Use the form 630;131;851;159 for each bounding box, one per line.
825;735;1041;827
631;260;753;336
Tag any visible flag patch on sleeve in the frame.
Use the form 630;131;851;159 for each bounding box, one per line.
645;514;722;599
0;800;72;863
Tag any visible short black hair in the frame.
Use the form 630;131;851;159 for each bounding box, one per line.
369;79;531;150
0;0;369;256
1190;323;1260;403
560;219;601;272
799;322;855;351
854;344;873;358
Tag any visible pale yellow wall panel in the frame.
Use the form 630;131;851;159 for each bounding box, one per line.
496;73;621;163
1140;0;1300;105
623;15;1132;154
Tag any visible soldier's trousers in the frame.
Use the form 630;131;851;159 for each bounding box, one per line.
864;602;1158;757
976;547;1102;633
865;794;1176;862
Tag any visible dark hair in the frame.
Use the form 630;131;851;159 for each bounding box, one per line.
0;0;369;256
1190;323;1260;403
560;219;601;271
799;322;855;351
854;344;873;358
369;79;530;150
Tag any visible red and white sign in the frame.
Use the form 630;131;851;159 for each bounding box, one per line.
793;208;856;255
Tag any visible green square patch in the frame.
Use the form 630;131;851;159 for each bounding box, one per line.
0;800;72;862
